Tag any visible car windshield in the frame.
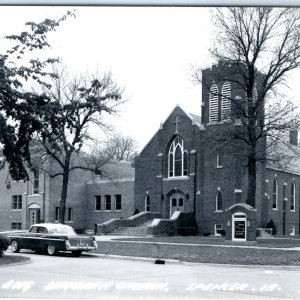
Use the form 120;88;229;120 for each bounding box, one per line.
49;227;76;234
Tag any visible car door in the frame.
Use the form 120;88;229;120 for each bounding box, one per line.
34;226;49;251
22;225;38;250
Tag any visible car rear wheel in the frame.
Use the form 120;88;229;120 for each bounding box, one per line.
46;243;57;256
11;240;20;253
72;251;82;257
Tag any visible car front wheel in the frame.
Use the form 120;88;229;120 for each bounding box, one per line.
72;251;82;257
46;243;57;256
11;240;20;253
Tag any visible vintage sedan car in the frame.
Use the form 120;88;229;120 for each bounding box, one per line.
9;223;98;257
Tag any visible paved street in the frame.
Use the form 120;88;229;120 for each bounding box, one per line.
1;250;300;299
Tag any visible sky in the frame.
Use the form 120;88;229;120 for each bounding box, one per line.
0;6;299;151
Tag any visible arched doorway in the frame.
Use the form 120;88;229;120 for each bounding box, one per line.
170;192;185;217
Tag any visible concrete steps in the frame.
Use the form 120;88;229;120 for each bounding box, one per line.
111;220;154;236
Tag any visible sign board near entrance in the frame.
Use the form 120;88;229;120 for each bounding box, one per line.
234;221;246;239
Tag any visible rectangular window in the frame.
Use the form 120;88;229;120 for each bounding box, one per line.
11;223;22;230
55;207;60;221
105;195;111;211
290;225;296;236
33;168;39;194
215;224;223;236
12;195;22;210
67;208;73;222
115;194;122;211
95;195;101;211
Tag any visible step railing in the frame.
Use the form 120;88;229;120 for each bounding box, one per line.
148;212;196;236
96;211;161;234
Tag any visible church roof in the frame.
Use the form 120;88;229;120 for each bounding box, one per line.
267;141;300;176
189;113;202;127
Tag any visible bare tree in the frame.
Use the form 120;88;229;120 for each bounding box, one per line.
103;134;139;162
193;8;300;208
31;66;126;223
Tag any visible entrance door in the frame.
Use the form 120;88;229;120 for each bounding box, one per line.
170;193;184;217
29;208;40;226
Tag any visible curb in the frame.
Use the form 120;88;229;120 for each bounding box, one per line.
0;255;31;268
90;253;300;270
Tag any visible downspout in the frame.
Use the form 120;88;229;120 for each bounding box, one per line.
25;181;28;229
43;170;46;223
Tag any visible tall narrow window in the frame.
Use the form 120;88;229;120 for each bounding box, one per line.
67;208;73;222
273;177;278;210
291;181;296;211
168;136;188;177
115;194;122;211
105;195;111;211
216;191;223;211
209;84;219;123
145;193;150;211
55;207;60;221
33;168;39;194
221;81;231;121
95;195;101;211
183;151;188;175
174;146;182;176
216;150;223;168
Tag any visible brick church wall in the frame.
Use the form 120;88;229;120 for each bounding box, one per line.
85;180;135;231
135;106;201;219
266;168;300;235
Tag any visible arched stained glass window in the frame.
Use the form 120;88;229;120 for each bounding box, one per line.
216;191;223;211
273;177;278;210
174;146;182;176
221;81;231;121
209;84;219;124
168;136;188;177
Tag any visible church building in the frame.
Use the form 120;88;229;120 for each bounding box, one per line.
134;61;300;237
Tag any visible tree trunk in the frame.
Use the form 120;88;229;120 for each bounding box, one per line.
59;155;70;224
247;150;256;208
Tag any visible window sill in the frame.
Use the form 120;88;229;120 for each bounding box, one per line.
216;166;223;169
11;209;22;211
215;210;223;213
163;176;189;181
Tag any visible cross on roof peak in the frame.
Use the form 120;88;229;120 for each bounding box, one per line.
174;116;181;133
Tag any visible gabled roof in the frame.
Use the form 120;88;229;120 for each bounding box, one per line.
267;141;300;176
139;104;204;155
171;105;204;130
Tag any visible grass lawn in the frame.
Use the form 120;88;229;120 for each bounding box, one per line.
95;236;300;266
0;254;30;266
